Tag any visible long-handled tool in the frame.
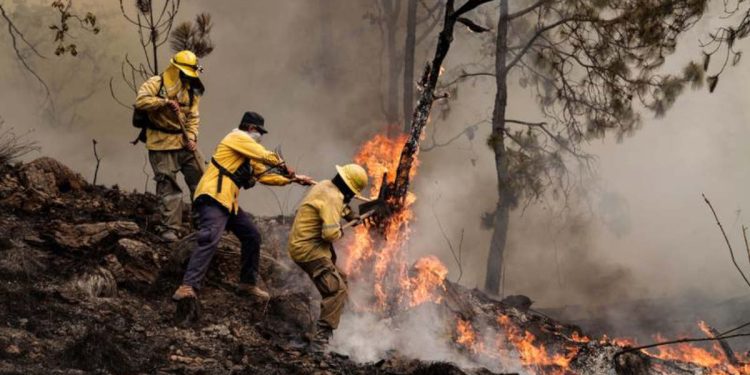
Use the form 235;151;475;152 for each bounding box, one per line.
176;112;206;173
342;210;375;230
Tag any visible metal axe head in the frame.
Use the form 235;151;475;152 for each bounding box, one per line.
358;172;393;220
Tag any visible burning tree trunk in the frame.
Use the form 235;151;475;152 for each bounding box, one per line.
379;0;494;221
345;0;494;313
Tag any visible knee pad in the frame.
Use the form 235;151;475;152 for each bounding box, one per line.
313;266;346;297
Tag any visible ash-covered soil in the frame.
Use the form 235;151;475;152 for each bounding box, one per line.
1;158;738;375
0;157;505;375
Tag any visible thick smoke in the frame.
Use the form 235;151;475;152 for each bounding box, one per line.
2;0;750;353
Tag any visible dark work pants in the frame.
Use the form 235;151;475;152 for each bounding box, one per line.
182;196;262;289
148;149;203;232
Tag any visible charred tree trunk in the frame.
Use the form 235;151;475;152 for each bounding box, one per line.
402;0;417;132
484;0;510;296
377;0;494;224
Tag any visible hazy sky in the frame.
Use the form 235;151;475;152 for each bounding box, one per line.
2;1;750;310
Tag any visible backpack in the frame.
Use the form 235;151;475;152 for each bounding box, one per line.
130;75;196;145
211;158;256;192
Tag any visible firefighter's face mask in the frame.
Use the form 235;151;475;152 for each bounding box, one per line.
248;129;263;142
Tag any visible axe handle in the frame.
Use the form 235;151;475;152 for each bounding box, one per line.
177;112;206;174
342;210;375;230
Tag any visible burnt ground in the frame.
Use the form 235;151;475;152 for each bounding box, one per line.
0;157;505;375
0;157;743;375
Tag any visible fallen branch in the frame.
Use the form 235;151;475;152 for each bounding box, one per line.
613;333;750;359
703;323;740;367
702;193;750;289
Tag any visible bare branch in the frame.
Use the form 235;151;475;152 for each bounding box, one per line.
0;5;51;102
743;225;750;274
91;139;101;185
422;119;483;151
108;78;132;110
441;71;495;87
614;333;750;360
702;194;750;290
430;198;464;283
451;0;494;19
506;0;548;21
506;17;586;72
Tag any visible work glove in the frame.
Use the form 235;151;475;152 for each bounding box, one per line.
166;100;181;114
293;174;314;186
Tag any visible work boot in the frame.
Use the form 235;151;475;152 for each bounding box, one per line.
172;284;197;301
160;229;179;242
235;283;270;300
309;323;333;354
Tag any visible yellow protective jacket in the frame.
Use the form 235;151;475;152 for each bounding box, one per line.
134;66;200;150
288;180;346;263
194;129;291;213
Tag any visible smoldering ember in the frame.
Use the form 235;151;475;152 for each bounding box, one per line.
3;1;750;375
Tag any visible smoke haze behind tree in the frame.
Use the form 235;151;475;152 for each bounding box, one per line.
1;1;749;327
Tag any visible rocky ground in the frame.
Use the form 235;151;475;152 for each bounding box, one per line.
0;158;743;375
0;157;506;375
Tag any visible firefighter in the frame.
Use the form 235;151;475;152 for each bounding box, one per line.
172;111;314;301
134;50;206;242
287;163;368;352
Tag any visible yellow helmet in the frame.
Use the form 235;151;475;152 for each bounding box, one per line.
170;50;201;77
335;164;368;195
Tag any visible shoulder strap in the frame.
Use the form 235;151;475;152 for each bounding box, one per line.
157;74;165;98
211;158;229;193
211;157;253;193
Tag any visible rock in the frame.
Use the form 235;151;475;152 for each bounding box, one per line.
4;344;20;355
116;238;160;285
71;266;118;298
118;238;153;259
0;173;20;198
20;157;86;196
103;254;126;281
54;221;139;249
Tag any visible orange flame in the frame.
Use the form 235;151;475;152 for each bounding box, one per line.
343;131;440;311
497;315;577;370
341;131;750;375
456;319;481;353
409;255;448;306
